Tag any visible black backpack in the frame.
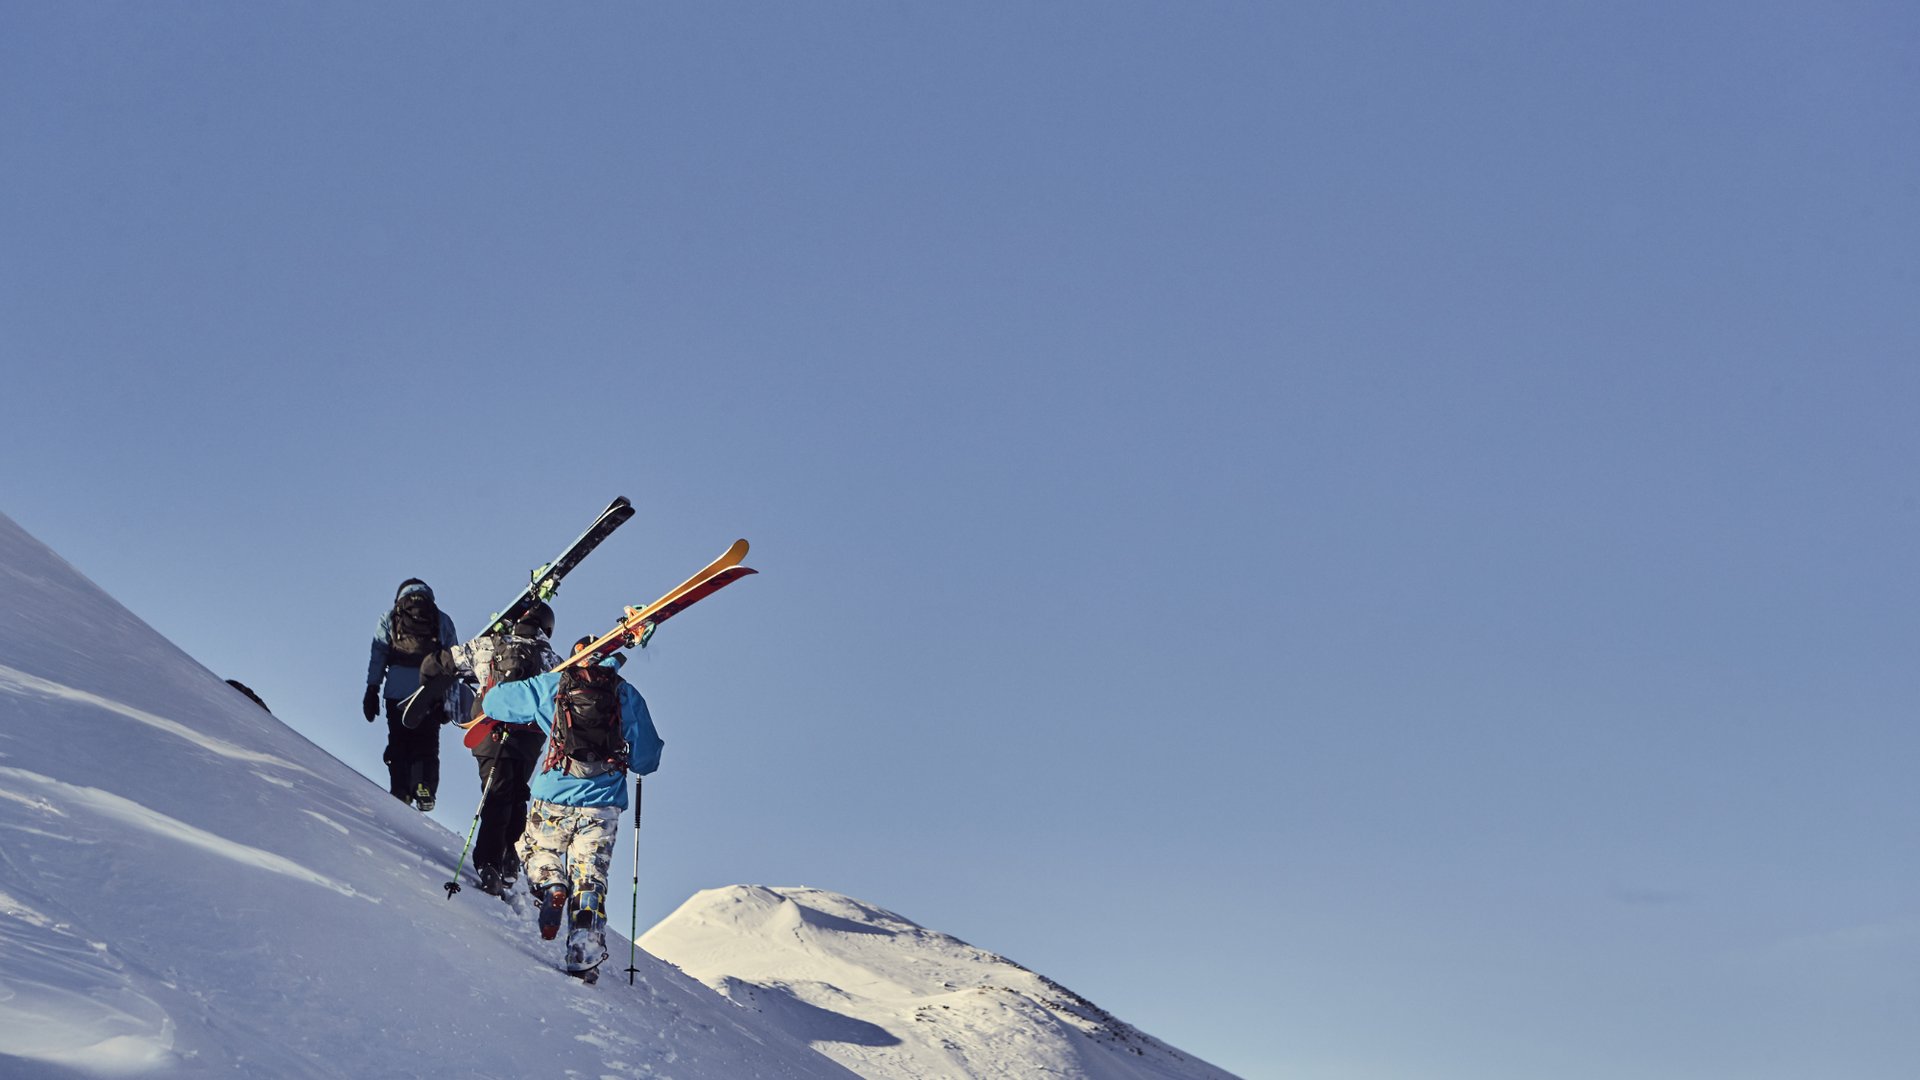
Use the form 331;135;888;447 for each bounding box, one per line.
544;664;627;778
485;635;547;687
388;592;441;665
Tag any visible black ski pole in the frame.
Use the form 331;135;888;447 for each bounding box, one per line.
625;776;644;984
445;763;502;899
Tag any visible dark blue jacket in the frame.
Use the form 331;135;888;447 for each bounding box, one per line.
366;582;458;701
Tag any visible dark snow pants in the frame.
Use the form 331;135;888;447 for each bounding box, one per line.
382;699;440;802
473;753;534;874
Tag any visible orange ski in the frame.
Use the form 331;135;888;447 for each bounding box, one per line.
460;540;756;734
559;561;757;672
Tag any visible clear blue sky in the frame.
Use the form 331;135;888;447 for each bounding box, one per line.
4;4;1917;1078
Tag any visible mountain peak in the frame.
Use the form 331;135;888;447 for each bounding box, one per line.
643;884;1242;1080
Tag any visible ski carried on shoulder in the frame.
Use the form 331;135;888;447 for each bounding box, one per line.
482;495;637;636
460;539;756;743
561;539;753;670
400;496;636;727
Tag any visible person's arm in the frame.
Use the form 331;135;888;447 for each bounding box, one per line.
479;672;560;735
445;639;482;681
366;614;391;688
621;684;664;776
362;615;391;720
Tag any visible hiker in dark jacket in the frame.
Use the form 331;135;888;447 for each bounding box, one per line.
364;578;458;810
419;600;560;897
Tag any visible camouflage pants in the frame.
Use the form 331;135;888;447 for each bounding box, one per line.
515;799;620;912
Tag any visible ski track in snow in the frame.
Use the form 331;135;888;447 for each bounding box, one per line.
0;663;310;776
0;767;368;902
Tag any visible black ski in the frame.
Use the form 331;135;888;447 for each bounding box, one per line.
483;495;636;637
400;496;635;727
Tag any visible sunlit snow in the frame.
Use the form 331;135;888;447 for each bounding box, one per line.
0;512;1237;1078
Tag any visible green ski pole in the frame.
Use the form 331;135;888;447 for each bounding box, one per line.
445;764;501;899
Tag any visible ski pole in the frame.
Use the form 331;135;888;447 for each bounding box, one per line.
625;776;643;985
445;764;502;899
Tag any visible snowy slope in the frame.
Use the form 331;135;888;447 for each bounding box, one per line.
0;512;857;1079
641;886;1241;1080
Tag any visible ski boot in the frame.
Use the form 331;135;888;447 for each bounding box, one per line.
537;882;569;940
478;866;503;897
414;783;435;812
569;887;606;932
563;887;610;981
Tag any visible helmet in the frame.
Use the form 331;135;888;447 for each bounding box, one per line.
510;601;555;639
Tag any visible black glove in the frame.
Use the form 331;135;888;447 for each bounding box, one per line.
362;685;380;722
420;648;456;680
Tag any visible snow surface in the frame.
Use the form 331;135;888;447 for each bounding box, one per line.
642;886;1240;1080
0;511;1240;1079
0;513;856;1079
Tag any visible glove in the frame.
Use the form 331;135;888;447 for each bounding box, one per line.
420;648;455;680
362;685;380;722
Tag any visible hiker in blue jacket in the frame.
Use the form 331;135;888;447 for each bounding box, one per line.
478;643;663;979
364;578;458;810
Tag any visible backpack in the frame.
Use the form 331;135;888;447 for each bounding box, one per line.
543;664;627;779
388;592;441;665
469;634;551;730
485;635;546;687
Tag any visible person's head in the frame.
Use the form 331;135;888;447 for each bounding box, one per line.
510;601;555;640
395;578;434;602
572;636;625;669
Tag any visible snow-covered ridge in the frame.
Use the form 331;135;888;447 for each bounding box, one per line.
643;885;1242;1080
0;512;853;1079
0;510;1238;1078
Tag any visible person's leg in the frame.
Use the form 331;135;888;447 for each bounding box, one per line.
382;705;411;801
563;807;621;971
472;757;514;890
489;757;534;889
383;705;439;808
519;800;575;938
419;720;441;803
500;757;533;862
473;757;507;873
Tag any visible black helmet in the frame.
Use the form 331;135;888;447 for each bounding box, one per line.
510;601;555;640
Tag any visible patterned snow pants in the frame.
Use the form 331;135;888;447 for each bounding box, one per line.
515;799;620;918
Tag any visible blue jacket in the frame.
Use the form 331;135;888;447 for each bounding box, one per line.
479;657;662;810
366;583;458;700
